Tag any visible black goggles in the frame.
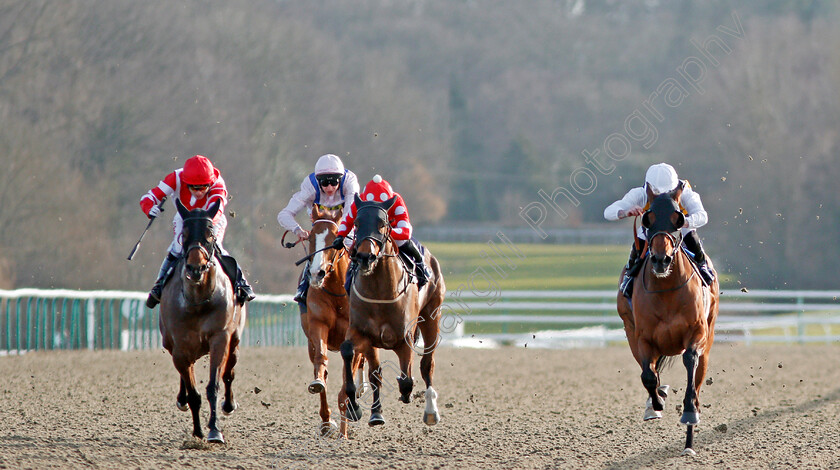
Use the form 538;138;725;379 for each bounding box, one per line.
317;175;341;187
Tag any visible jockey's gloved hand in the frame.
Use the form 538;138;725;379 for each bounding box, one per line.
148;205;163;218
331;236;345;250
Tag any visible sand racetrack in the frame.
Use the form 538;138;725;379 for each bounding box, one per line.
1;344;840;469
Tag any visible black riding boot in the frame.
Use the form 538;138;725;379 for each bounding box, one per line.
400;240;431;288
619;243;643;299
147;253;179;309
234;266;256;305
216;251;256;305
294;263;311;313
683;231;714;285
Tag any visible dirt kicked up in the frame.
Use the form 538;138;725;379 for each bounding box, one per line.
1;344;839;469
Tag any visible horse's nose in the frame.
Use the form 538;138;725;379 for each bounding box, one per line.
317;269;326;279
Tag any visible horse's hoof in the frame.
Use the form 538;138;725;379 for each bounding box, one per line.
682;447;697;457
644;397;662;420
423;411;440;426
658;385;670;398
346;404;362;422
206;429;225;444
222;400;238;415
644;407;662;421
399;394;411;404
320;420;339;437
680;411;700;426
308;379;326;394
176;400;189;412
369;411;385;427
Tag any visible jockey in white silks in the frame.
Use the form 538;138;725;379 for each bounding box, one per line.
604;163;714;299
277;154;360;312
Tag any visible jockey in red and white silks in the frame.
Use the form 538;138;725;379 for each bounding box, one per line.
139;155;254;308
335;174;431;288
336;174;413;243
140;155;228;256
604;162;714;298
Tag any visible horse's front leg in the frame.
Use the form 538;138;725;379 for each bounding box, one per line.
681;347;702;455
337;349;364;438
365;347;385;427
339;338;364;424
307;321;330;395
640;359;665;421
173;356;203;439
206;333;231;444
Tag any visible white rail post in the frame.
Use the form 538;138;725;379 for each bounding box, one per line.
796;295;804;345
87;298;95;350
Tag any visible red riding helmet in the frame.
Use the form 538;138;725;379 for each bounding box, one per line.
181;155;220;185
360;174;394;202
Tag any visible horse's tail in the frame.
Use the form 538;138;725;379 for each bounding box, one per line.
656;355;677;372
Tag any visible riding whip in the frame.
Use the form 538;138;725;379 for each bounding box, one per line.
127;197;167;261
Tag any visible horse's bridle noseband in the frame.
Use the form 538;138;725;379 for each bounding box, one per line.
355;206;393;262
182;216;218;282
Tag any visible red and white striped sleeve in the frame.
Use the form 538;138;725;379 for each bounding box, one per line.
336;203;357;238
204;176;227;224
140;171;177;217
388;194;412;241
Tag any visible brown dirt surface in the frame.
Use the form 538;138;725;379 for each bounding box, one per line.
1;344;839;469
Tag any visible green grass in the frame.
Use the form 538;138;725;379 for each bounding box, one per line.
425;242;628;291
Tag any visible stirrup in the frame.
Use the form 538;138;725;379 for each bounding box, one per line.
697;263;714;285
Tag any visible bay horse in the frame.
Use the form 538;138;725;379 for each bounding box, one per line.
616;182;719;455
339;194;446;437
159;199;246;444
300;204;364;435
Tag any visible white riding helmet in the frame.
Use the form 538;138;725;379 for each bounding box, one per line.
645;163;679;195
314;154;345;175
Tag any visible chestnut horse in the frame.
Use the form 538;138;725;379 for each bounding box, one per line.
616;182;719;455
339;194;446;437
300;204;364;435
159;199;246;443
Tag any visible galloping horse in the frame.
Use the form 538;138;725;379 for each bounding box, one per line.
159;199;246;443
300;204;362;435
616;182;719;455
339;194;446;437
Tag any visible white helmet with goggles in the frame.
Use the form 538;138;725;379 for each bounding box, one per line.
314;154;344;176
644;163;679;195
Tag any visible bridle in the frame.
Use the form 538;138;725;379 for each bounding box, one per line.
354;206;398;264
181;215;218;306
642;220;696;294
309;218;348;297
351;206;410;303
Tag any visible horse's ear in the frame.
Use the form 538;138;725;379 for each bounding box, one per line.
207;199;221;219
311;203;321;220
670;180;685;203
642;211;654;229
382;196;398;211
354;193;363;207
176;199;189;219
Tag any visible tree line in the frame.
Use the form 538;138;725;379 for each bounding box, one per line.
0;0;837;291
